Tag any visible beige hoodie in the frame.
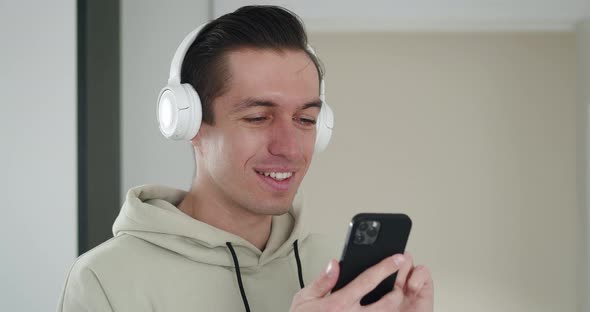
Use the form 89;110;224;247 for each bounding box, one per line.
57;185;339;311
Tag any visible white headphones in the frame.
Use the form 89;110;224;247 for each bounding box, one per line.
157;24;334;153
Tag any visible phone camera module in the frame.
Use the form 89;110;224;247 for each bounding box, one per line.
353;220;380;245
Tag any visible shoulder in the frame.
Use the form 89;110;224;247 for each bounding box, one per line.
65;234;170;287
58;235;161;311
73;235;151;270
58;237;142;312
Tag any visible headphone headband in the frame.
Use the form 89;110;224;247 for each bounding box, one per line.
168;24;207;84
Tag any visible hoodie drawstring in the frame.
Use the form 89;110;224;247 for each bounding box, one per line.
226;242;251;312
226;240;305;312
293;239;305;288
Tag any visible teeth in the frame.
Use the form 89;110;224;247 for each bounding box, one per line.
257;171;293;181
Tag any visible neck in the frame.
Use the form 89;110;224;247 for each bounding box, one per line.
178;179;272;251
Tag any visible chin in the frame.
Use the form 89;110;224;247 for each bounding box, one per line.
241;188;297;216
250;201;293;216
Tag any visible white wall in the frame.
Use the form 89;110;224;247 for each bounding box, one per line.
121;0;210;198
576;18;590;312
0;1;77;310
214;0;590;31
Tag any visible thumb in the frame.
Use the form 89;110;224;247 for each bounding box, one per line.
297;259;340;302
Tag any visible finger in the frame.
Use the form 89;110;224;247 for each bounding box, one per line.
363;285;404;312
334;254;404;305
405;265;431;297
394;252;413;289
295;259;340;303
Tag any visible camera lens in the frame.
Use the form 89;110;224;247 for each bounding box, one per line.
366;228;377;237
358;222;368;231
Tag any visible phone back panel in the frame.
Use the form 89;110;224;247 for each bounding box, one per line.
332;213;412;305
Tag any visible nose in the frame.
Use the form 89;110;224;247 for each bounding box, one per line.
267;117;304;160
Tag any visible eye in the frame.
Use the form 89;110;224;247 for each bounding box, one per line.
296;117;317;126
243;116;269;124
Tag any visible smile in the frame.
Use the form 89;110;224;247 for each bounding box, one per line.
255;170;293;181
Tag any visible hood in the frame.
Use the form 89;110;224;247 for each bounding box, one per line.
112;185;309;268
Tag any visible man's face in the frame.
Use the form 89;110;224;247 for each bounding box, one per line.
194;48;320;216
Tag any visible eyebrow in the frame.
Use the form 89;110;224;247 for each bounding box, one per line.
232;97;322;113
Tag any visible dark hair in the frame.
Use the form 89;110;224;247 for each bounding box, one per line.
180;5;324;125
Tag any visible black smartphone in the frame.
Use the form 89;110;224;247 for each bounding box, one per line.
332;213;412;305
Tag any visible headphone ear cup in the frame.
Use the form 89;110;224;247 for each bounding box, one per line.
157;83;202;140
314;101;334;153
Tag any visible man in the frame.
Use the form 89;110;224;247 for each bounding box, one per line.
58;6;433;311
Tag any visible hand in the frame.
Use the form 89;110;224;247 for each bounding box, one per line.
289;253;433;311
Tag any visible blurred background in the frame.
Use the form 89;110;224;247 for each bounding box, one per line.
1;0;589;311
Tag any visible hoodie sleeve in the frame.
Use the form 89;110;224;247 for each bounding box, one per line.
57;261;114;312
